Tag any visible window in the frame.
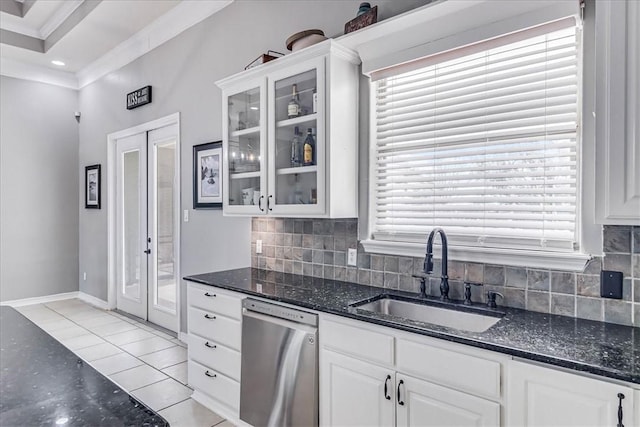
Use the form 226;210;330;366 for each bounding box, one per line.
370;19;581;255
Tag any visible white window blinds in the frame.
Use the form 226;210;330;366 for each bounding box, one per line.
372;20;580;252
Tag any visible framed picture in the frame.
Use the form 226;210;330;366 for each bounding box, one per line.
85;164;101;209
193;141;223;209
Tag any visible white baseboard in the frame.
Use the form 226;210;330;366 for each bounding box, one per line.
178;331;189;344
78;292;109;310
0;291;79;307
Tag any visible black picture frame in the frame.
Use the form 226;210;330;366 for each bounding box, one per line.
193;141;223;209
85;164;101;209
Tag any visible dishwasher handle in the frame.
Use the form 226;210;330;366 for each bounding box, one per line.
242;298;317;327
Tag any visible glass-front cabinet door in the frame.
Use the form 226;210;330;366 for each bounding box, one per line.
223;81;266;214
267;57;325;215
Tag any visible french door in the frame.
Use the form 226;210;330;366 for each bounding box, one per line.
115;124;179;331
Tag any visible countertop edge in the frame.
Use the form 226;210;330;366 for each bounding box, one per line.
184;275;639;385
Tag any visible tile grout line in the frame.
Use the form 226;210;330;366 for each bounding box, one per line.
25;300;210;423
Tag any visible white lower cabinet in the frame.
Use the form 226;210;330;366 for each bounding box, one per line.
397;373;500;427
321;350;395;426
320;315;503;427
507;360;635;427
186;283;244;422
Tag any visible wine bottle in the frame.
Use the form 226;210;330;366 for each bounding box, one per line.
303;128;315;166
290;126;301;167
288;84;301;119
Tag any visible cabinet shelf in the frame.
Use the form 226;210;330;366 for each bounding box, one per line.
230;126;260;138
230;171;260;180
276;165;318;176
276;114;317;128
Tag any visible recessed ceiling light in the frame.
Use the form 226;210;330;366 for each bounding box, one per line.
51;60;65;66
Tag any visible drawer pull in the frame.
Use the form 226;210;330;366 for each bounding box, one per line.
205;341;217;349
204;292;216;297
205;370;217;378
204;314;216;320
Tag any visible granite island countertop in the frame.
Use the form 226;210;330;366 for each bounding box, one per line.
185;267;640;385
0;306;168;427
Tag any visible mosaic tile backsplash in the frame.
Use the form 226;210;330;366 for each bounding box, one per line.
251;219;640;327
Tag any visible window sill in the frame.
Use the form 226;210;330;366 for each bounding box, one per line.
360;239;591;272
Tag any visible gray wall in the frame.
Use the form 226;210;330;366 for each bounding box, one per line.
0;76;79;301
77;0;431;329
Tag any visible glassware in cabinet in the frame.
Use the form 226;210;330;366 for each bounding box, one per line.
225;85;265;210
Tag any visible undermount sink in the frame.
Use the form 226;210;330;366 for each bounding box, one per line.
350;295;503;333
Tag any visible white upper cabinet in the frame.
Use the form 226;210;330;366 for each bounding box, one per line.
217;40;360;218
596;0;640;224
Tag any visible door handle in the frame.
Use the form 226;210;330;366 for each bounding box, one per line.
143;249;151;254
397;379;405;406
383;375;391;400
258;195;265;212
204;314;216;320
617;393;625;427
204;370;217;378
204;292;216;297
204;341;217;349
268;195;273;211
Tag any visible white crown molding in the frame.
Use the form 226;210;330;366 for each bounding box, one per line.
77;0;233;88
39;0;83;39
0;19;41;38
0;57;78;89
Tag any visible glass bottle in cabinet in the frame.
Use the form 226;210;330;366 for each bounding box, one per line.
271;66;321;211
226;86;263;210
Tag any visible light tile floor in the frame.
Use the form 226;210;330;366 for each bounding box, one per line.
15;298;233;427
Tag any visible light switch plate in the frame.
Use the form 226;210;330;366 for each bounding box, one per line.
183;210;189;222
347;248;357;266
256;240;262;254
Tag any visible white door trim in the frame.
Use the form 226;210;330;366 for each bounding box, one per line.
107;112;181;332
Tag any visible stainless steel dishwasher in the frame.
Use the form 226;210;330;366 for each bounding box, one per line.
240;298;318;427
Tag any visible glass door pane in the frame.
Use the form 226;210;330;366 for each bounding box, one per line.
153;141;176;312
228;87;262;207
122;150;141;302
273;68;319;207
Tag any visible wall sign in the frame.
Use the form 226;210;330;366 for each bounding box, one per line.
126;86;152;110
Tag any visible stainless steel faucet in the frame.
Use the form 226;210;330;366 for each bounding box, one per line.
424;227;449;301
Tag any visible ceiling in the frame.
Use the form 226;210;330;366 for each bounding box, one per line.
0;0;233;89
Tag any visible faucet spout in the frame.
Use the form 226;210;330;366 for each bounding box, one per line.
425;227;449;301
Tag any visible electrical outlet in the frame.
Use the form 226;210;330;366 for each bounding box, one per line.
256;283;263;293
83;272;87;281
256;239;263;254
347;248;357;266
183;210;189;222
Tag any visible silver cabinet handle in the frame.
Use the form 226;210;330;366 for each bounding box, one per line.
205;370;217;378
204;314;216;320
204;292;216;297
205;341;217;349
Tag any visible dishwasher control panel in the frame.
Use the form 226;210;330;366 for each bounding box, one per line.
242;298;318;327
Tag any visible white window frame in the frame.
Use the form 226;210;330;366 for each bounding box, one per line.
339;0;600;271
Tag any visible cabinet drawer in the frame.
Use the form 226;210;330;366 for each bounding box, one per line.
188;307;241;351
397;338;501;400
321;318;394;366
188;284;242;320
188;360;240;412
189;334;240;381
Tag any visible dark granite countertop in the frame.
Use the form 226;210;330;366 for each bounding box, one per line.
0;306;168;427
185;267;640;385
